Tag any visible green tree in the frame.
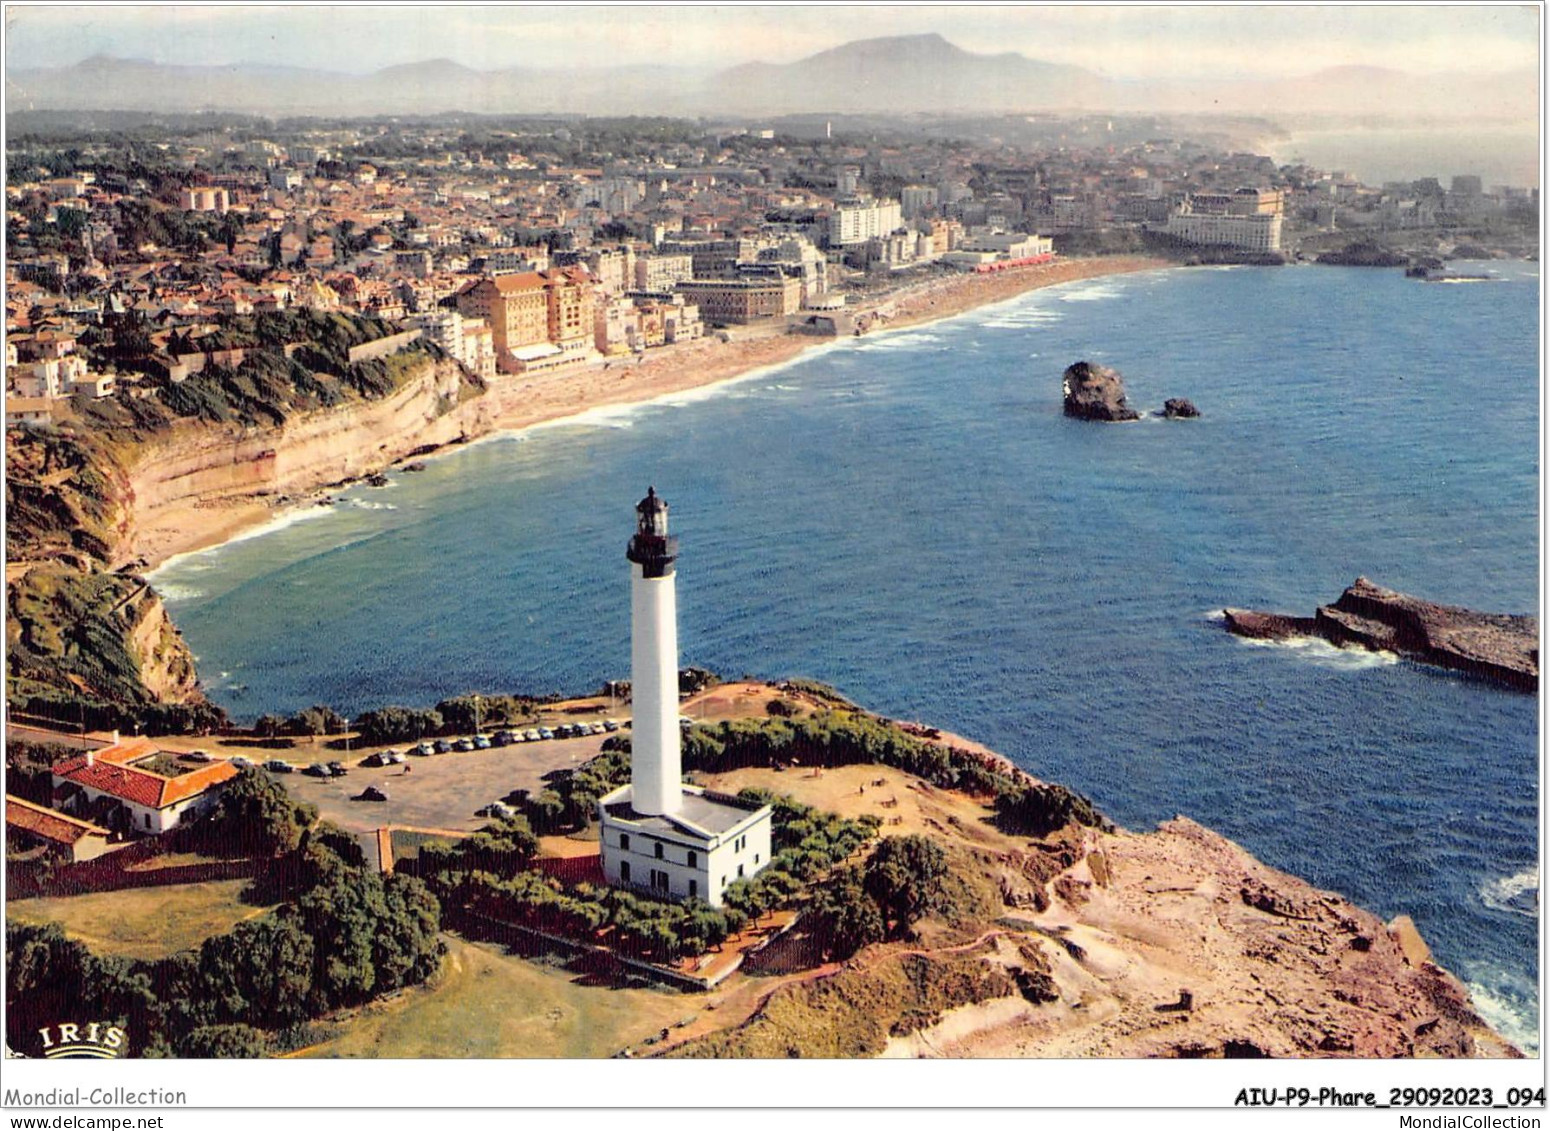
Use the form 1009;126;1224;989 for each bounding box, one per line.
807;867;884;960
201;767;317;857
179;1023;272;1058
193;914;314;1029
457;815;539;873
992;783;1102;838
356;706;442;745
283;704;345;738
5;923;95;1056
862;835;949;938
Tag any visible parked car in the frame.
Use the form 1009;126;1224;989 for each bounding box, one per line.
473;734;492;750
184;749;213;763
589;722;608;735
476;801;515;819
413;742;435;757
356;785;389;802
302;763;329;778
602;720;620;733
327;761;348;777
264;759;294;774
492;730;514;747
453;738;475;753
386;751;407;765
230;756;254;769
537;727;554;740
434;739;452;754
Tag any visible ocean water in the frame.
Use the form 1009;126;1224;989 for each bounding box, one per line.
154;262;1541;1052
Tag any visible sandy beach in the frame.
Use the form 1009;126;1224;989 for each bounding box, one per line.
138;255;1167;572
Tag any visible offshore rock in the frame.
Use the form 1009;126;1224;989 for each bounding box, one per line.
1223;577;1538;692
1062;361;1139;421
1315;241;1410;268
1162;398;1200;419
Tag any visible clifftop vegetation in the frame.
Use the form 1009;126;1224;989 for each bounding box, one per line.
4;309;468;733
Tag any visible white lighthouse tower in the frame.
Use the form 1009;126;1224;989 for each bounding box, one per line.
598;488;773;907
625;486;682;816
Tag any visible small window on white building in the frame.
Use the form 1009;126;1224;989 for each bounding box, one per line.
737;863;744;878
144;813;151;828
688;850;697;868
621;861;631;882
689;879;698;898
654;842;664;859
620;833;630;850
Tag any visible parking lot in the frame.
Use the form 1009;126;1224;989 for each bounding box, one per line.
143;683;783;840
283;730;612;836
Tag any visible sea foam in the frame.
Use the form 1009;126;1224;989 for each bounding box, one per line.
1465;973;1540;1056
1480;867;1538;919
1234;632;1401;672
147;502;338;584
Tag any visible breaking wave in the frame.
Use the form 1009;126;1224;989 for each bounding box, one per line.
1057;282;1124;303
1480;867;1538;919
1234;632;1401;672
1465;973;1540;1056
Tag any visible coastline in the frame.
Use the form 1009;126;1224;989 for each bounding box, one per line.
138;255;1168;573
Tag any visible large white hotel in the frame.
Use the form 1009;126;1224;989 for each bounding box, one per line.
1163;187;1285;252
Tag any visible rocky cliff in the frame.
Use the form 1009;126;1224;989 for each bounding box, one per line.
5;352;500;726
123;356;487;567
1225;577;1538;692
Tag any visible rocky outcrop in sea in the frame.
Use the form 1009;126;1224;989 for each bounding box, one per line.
1062;361;1139;421
1162;398;1200;419
1315;241;1410;268
1223;577;1538;692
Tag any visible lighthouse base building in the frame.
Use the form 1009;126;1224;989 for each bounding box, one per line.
598;784;770;907
598;487;772;908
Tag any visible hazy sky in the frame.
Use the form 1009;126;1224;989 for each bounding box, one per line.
4;4;1540;78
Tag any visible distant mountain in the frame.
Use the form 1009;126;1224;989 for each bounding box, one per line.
708;33;1108;114
4;54;692;117
4;35;1535;124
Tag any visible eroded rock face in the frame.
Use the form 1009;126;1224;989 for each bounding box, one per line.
1223;577;1538;692
1163;398;1200;419
1022;818;1521;1059
1062;361;1139;421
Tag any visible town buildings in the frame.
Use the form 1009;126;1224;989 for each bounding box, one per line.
4;113;1534;426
